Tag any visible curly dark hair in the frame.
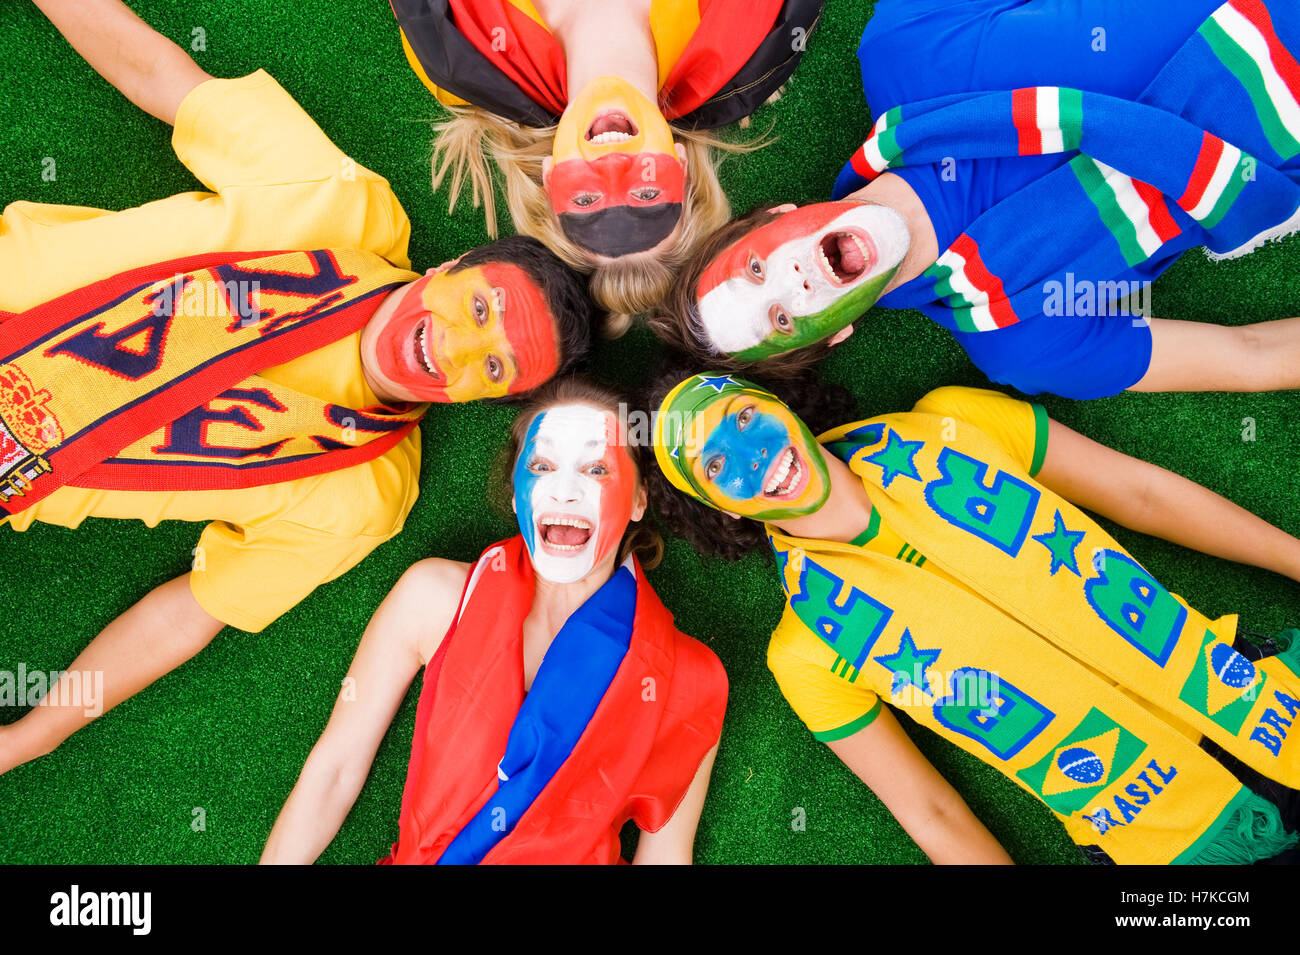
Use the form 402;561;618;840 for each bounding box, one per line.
488;374;664;570
643;205;840;379
637;360;860;561
452;235;597;395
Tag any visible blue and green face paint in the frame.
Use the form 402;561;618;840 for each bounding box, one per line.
695;202;910;361
652;374;830;521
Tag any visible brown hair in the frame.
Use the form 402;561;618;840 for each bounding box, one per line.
493;375;664;570
645;205;838;378
430;107;758;335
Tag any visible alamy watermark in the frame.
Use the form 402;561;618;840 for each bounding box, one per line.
1043;273;1152;325
0;664;103;717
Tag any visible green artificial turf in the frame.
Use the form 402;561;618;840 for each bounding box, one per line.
2;0;1299;866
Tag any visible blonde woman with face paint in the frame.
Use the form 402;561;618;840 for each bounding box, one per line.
262;377;727;865
389;0;824;329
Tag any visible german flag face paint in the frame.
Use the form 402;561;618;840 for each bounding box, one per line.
513;404;639;584
548;76;685;257
696;202;911;361
366;263;560;403
653;374;829;521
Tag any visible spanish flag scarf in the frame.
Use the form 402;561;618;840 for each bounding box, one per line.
767;412;1300;864
832;0;1300;335
0;249;423;517
383;536;727;865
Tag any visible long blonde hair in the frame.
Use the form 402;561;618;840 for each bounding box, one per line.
430;107;751;336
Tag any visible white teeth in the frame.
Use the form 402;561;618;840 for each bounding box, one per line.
590;131;633;145
765;449;796;495
542;517;592;530
413;324;434;374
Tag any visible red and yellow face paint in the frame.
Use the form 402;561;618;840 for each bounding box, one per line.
547;76;686;257
367;263;560;403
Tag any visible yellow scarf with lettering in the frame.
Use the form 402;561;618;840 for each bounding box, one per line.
0;249;423;516
768;411;1300;864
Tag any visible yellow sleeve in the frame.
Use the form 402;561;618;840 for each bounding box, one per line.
171;70;410;262
912;386;1049;477
188;440;420;633
0;71;409;312
767;627;883;743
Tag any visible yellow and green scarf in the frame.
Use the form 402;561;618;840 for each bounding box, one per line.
768;411;1300;864
0;248;423;517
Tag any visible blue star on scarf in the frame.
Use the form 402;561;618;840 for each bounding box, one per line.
1032;510;1086;576
863;430;924;488
874;629;941;696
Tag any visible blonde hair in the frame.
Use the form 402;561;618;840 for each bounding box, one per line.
430;106;753;337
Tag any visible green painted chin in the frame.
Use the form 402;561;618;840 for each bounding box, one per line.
730;266;899;362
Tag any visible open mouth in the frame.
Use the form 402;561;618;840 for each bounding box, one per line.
762;447;810;500
412;319;445;381
537;514;594;556
818;230;876;285
586;110;638;146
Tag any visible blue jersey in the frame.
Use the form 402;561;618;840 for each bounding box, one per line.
860;0;1225;397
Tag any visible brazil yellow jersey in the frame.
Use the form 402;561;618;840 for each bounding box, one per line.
0;71;420;633
767;386;1049;742
768;386;1209;746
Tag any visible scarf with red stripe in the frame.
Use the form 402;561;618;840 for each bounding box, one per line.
833;0;1300;335
0;249;423;517
383;536;727;865
390;0;823;129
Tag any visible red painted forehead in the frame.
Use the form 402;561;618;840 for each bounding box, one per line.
698;203;849;298
547;152;685;214
480;261;560;394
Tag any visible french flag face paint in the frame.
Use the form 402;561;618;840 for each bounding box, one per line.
695;202;911;361
513;403;638;584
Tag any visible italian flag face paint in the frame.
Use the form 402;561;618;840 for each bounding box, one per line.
695;202;910;360
513;404;638;584
653;374;829;521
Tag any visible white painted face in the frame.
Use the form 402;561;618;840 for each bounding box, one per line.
696;202;911;359
512;403;638;584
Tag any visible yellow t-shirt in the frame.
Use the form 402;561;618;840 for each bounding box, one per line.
0;71;421;633
767;387;1049;742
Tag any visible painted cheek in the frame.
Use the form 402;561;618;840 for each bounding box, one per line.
707;413;791;503
512;421;544;551
592;462;636;562
699;204;855;298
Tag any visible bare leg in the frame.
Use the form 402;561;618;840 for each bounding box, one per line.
1131;316;1300;392
0;574;224;775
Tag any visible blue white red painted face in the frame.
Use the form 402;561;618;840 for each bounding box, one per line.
512;403;638;584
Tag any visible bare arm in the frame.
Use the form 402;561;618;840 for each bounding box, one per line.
0;574;224;775
1132;316;1300;393
631;742;720;865
32;0;211;123
1036;419;1300;584
260;559;468;865
826;707;1013;865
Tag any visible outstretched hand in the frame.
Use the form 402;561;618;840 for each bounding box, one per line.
32;0;213;124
